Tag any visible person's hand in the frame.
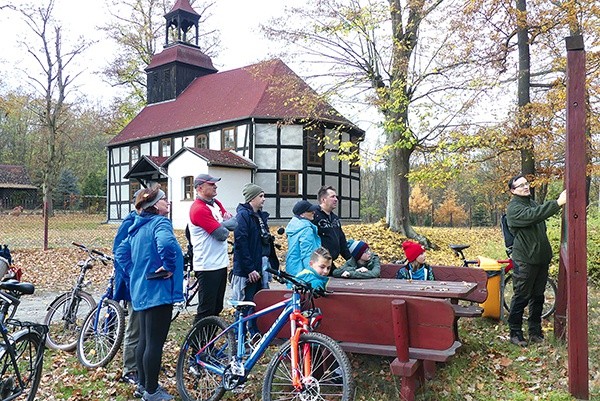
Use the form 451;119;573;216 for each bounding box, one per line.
223;212;233;220
341;271;351;278
557;190;567;206
356;267;368;273
248;270;261;283
155;266;173;279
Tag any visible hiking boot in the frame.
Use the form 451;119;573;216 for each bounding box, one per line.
529;333;544;344
120;371;139;385
142;387;174;401
509;331;527;347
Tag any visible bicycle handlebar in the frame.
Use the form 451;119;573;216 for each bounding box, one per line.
72;242;113;264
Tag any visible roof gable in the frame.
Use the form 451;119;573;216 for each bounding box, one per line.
164;147;256;170
109;59;361;146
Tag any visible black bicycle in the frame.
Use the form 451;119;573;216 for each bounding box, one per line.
76;250;126;369
451;244;557;319
0;280;47;401
43;243;103;351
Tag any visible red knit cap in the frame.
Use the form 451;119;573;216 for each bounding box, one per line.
402;240;425;263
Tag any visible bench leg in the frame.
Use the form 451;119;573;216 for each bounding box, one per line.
390;358;422;401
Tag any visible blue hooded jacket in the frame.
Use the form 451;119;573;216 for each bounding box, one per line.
115;211;184;311
112;210;136;302
285;216;321;277
232;203;270;277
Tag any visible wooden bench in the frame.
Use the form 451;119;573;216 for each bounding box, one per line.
255;290;460;401
380;264;488;318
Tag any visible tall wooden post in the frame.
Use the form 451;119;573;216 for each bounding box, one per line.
558;34;588;400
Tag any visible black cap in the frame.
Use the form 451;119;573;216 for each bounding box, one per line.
293;200;319;216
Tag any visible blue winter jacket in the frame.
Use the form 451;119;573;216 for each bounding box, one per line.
112;210;136;302
295;265;329;292
114;211;184;311
232;203;270;277
285;216;321;277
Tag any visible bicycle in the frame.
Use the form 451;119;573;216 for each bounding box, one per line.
175;268;354;401
43;242;105;352
171;247;199;322
0;280;48;401
450;244;557;319
76;250;126;369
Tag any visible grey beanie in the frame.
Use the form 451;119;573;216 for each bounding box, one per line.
140;189;165;210
242;183;263;203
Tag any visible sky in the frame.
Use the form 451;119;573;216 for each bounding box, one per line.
0;0;293;106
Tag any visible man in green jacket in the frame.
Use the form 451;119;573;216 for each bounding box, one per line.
506;174;566;346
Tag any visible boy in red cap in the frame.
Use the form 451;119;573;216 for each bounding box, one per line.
396;240;434;280
333;239;380;279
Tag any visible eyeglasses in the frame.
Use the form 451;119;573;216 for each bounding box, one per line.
513;182;530;189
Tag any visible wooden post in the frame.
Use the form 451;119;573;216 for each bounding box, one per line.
560;34;589;400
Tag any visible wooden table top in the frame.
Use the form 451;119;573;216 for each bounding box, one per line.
327;277;478;299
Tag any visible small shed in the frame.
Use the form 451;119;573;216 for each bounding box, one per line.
0;164;37;211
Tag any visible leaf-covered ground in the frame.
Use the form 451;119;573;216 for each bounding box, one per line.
9;223;599;400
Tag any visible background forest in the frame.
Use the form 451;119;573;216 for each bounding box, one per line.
0;0;598;229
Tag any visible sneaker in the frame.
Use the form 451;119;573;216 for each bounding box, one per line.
120;371;139;385
509;331;527;347
142;387;174;401
529;333;544;344
133;384;145;398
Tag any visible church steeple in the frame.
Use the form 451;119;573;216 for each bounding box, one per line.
145;0;217;105
164;0;201;47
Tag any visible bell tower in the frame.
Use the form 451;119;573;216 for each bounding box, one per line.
145;0;217;104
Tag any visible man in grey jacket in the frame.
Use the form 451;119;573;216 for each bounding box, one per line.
506;174;566;346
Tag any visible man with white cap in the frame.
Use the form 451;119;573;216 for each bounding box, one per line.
189;173;238;324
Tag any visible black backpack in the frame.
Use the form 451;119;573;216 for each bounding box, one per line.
500;213;514;257
0;245;12;265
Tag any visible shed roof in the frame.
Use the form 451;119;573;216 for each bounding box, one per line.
0;165;36;189
109;59;362;146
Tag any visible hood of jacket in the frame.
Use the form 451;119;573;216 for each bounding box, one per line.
285;216;314;236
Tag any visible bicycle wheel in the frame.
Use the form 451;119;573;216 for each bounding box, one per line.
0;329;45;401
43;291;96;351
263;332;354;401
503;274;557;319
76;299;125;368
176;316;234;401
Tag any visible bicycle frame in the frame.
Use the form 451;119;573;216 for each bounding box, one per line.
196;289;310;389
90;275;115;334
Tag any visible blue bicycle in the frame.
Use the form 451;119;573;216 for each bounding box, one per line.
175;268;354;401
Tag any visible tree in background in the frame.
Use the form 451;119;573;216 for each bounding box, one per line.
262;0;494;244
435;189;468;227
359;165;387;222
20;0;89;216
409;184;432;226
54;169;79;210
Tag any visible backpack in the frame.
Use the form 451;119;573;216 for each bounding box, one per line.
500;213;514;257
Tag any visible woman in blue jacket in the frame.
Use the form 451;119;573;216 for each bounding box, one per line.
115;186;183;401
285;200;321;277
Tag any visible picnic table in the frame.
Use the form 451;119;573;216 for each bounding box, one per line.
327;277;478;300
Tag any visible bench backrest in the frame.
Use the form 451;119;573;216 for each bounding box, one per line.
254;290;456;354
380;264;489;303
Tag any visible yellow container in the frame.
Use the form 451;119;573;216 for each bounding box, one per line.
477;256;502;319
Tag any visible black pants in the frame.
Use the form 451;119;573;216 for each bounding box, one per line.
507;260;548;335
194;268;228;324
137;304;173;394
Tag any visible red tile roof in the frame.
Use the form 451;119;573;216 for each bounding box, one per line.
146;44;216;71
169;0;198;16
109;59;361;146
164;147;256;169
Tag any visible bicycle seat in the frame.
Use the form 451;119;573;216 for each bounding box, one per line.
0;280;34;295
449;244;470;253
228;300;256;309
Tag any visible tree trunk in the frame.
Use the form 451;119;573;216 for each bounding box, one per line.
516;0;536;198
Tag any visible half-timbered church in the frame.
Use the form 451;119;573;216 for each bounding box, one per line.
107;0;363;229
